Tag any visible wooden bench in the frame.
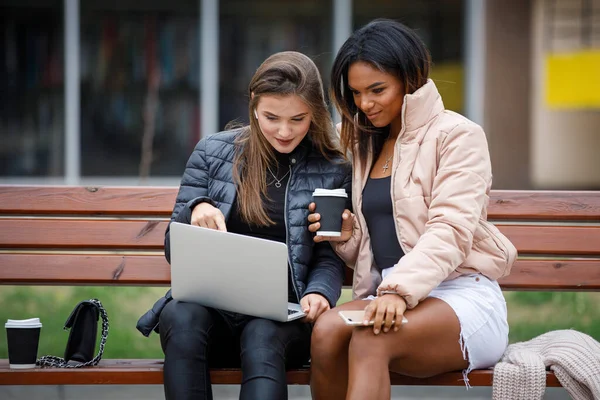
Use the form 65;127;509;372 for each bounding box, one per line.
1;185;599;387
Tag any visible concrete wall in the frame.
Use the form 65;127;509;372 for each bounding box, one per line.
484;0;533;189
530;0;600;189
483;0;600;190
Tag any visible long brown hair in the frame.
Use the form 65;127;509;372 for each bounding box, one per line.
233;51;343;226
330;19;431;163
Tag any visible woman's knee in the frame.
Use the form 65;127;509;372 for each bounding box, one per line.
159;300;212;334
159;301;214;356
311;308;350;357
240;318;281;350
348;328;404;362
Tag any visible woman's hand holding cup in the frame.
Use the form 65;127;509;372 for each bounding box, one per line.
308;202;353;242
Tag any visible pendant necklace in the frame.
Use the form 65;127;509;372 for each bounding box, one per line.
267;165;291;188
382;154;393;173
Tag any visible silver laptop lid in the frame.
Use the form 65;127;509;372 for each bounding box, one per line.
169;222;292;322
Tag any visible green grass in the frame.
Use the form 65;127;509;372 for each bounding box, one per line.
505;291;600;343
0;287;598;359
0;286;166;359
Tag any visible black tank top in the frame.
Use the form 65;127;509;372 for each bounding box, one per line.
361;176;405;270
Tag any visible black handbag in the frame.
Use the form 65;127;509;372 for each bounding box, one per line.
37;299;109;368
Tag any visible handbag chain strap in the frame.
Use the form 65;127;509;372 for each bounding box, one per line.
37;298;109;368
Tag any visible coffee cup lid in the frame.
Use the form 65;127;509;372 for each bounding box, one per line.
5;318;42;329
312;188;347;198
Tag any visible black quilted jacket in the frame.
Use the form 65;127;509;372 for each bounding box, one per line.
164;129;352;307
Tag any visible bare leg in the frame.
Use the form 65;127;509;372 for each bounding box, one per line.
346;298;468;400
310;300;368;400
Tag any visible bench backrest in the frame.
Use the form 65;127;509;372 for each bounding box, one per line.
1;186;599;291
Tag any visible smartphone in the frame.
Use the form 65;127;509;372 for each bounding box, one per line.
338;310;408;326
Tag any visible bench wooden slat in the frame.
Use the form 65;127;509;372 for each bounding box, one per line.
0;254;170;285
0;360;561;387
0;220;168;249
488;190;600;221
3;219;600;256
0;186;176;216
2;187;599;221
497;259;600;290
1;254;598;290
497;225;600;255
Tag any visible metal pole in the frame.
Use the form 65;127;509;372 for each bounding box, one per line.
332;0;352;124
64;0;80;184
200;0;219;138
464;0;486;126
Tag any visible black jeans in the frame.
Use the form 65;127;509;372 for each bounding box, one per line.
159;300;311;400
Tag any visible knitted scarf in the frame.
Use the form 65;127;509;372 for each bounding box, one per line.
492;329;600;400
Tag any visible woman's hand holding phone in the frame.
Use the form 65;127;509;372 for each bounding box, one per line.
338;306;408;332
363;294;407;334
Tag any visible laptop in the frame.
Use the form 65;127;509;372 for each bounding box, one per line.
169;222;306;322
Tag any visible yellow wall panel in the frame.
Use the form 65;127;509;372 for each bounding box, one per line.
430;62;464;113
546;50;600;109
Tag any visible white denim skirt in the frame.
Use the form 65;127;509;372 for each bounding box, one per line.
427;273;509;386
370;272;509;387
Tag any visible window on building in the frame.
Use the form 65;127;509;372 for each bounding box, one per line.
219;0;332;129
0;1;64;177
1;0;468;184
80;0;201;178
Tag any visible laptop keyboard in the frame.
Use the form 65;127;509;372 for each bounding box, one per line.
288;308;298;315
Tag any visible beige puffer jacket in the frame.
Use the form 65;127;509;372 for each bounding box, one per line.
335;79;517;308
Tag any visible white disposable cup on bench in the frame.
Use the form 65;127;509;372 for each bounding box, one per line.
5;318;42;369
312;188;348;237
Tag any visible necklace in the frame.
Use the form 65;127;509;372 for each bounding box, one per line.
382;154;393;173
382;136;397;173
267;165;291;188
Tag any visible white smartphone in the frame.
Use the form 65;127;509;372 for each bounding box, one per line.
338;310;408;326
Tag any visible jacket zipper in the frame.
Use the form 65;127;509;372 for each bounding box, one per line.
284;163;301;302
390;103;409;256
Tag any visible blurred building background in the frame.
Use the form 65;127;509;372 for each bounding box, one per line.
1;0;599;188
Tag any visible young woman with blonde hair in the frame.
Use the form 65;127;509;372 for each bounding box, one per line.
158;51;351;400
